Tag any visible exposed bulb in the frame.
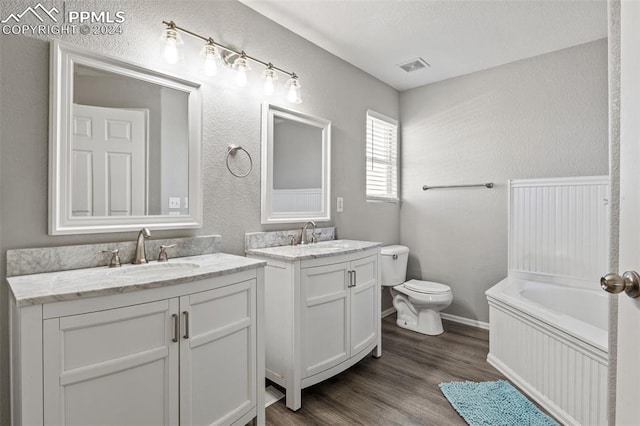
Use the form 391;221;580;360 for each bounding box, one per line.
262;67;277;95
201;43;218;77
160;26;183;65
164;40;178;64
233;56;251;87
285;77;302;104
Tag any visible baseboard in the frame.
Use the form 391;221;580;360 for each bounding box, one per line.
382;308;488;330
381;307;396;318
440;313;489;330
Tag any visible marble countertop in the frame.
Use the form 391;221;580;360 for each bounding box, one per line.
7;253;266;307
246;239;381;261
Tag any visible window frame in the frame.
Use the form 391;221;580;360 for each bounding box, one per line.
365;110;399;203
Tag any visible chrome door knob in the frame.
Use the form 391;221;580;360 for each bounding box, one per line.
601;271;640;298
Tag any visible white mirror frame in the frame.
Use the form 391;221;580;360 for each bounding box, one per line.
49;40;202;235
261;103;331;224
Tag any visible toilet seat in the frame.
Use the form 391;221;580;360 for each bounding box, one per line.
404;279;451;294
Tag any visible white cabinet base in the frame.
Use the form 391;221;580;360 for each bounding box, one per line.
10;268;265;426
250;248;381;411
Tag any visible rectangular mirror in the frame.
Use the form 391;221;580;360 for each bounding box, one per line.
261;103;331;224
49;40;202;235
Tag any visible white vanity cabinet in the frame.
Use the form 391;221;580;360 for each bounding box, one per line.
248;245;380;411
9;256;265;426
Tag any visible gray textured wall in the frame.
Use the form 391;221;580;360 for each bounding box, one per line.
0;1;400;422
399;39;609;323
273;121;323;189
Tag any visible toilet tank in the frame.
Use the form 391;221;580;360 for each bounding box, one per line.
380;245;410;286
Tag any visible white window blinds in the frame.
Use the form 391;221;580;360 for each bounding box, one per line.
366;110;399;202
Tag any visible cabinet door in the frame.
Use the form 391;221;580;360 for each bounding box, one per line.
301;262;350;377
43;299;179;426
180;279;257;426
350;255;378;355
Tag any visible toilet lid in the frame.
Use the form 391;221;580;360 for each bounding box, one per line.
404;279;451;294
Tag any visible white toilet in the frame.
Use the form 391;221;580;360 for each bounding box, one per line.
380;245;453;336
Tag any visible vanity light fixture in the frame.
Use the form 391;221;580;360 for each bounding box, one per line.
201;39;219;77
161;20;302;103
285;75;302;104
262;64;277;96
233;53;251;87
159;22;183;65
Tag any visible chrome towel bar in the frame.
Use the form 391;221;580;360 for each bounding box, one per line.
422;182;494;191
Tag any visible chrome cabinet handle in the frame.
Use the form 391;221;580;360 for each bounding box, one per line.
353;270;357;287
601;271;640;298
183;311;190;339
172;314;178;343
347;270;357;287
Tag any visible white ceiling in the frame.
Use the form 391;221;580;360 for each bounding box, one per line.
238;0;608;91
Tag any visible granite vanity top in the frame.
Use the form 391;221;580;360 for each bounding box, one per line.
245;239;381;261
7;253;266;307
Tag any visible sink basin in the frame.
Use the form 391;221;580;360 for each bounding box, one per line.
108;262;200;279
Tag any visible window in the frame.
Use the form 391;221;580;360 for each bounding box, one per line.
366;110;399;202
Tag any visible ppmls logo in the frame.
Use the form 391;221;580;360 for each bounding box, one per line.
1;2;126;36
1;3;60;24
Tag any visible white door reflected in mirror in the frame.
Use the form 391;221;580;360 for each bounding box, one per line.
49;40;202;235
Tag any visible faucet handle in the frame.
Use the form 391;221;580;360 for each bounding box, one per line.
288;235;298;246
100;249;121;268
158;244;177;262
311;231;319;243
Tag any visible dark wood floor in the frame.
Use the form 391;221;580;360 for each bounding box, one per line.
265;315;506;426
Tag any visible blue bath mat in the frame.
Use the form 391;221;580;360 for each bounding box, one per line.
439;380;559;426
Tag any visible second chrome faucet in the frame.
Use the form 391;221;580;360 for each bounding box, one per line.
133;227;151;264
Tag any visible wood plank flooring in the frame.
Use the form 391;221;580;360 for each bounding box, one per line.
266;315;506;425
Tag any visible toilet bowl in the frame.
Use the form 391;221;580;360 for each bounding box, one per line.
380;245;453;336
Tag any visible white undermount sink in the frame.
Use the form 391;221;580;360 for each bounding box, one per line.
108;262;200;279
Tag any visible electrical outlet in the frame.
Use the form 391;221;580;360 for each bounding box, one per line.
337;197;344;212
169;197;181;209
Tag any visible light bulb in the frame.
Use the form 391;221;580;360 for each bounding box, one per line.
285;77;302;104
164;40;178;64
201;43;218;77
160;26;183;64
262;67;277;95
233;57;251;87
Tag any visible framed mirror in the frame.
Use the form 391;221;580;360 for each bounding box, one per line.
49;40;202;235
261;103;331;224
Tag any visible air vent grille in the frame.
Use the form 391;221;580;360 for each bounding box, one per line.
397;57;430;73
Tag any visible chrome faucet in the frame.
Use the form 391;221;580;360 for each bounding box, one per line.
133;227;151;264
300;221;317;245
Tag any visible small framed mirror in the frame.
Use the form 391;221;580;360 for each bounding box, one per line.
261;103;331;224
49;40;202;235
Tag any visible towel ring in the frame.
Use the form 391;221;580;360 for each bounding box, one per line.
226;144;253;178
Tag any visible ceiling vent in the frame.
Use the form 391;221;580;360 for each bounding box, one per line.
397;57;430;73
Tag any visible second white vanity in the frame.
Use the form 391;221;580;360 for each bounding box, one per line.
247;239;381;411
8;249;265;426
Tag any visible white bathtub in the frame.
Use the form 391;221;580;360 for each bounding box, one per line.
486;277;608;426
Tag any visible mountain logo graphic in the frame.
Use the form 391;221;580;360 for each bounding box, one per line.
1;3;60;24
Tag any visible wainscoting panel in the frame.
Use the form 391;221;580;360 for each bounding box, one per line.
488;303;608;426
508;176;609;286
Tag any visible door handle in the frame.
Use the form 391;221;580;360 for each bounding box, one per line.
601;271;640;298
352;270;357;287
171;313;179;343
183;311;190;339
347;270;353;288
